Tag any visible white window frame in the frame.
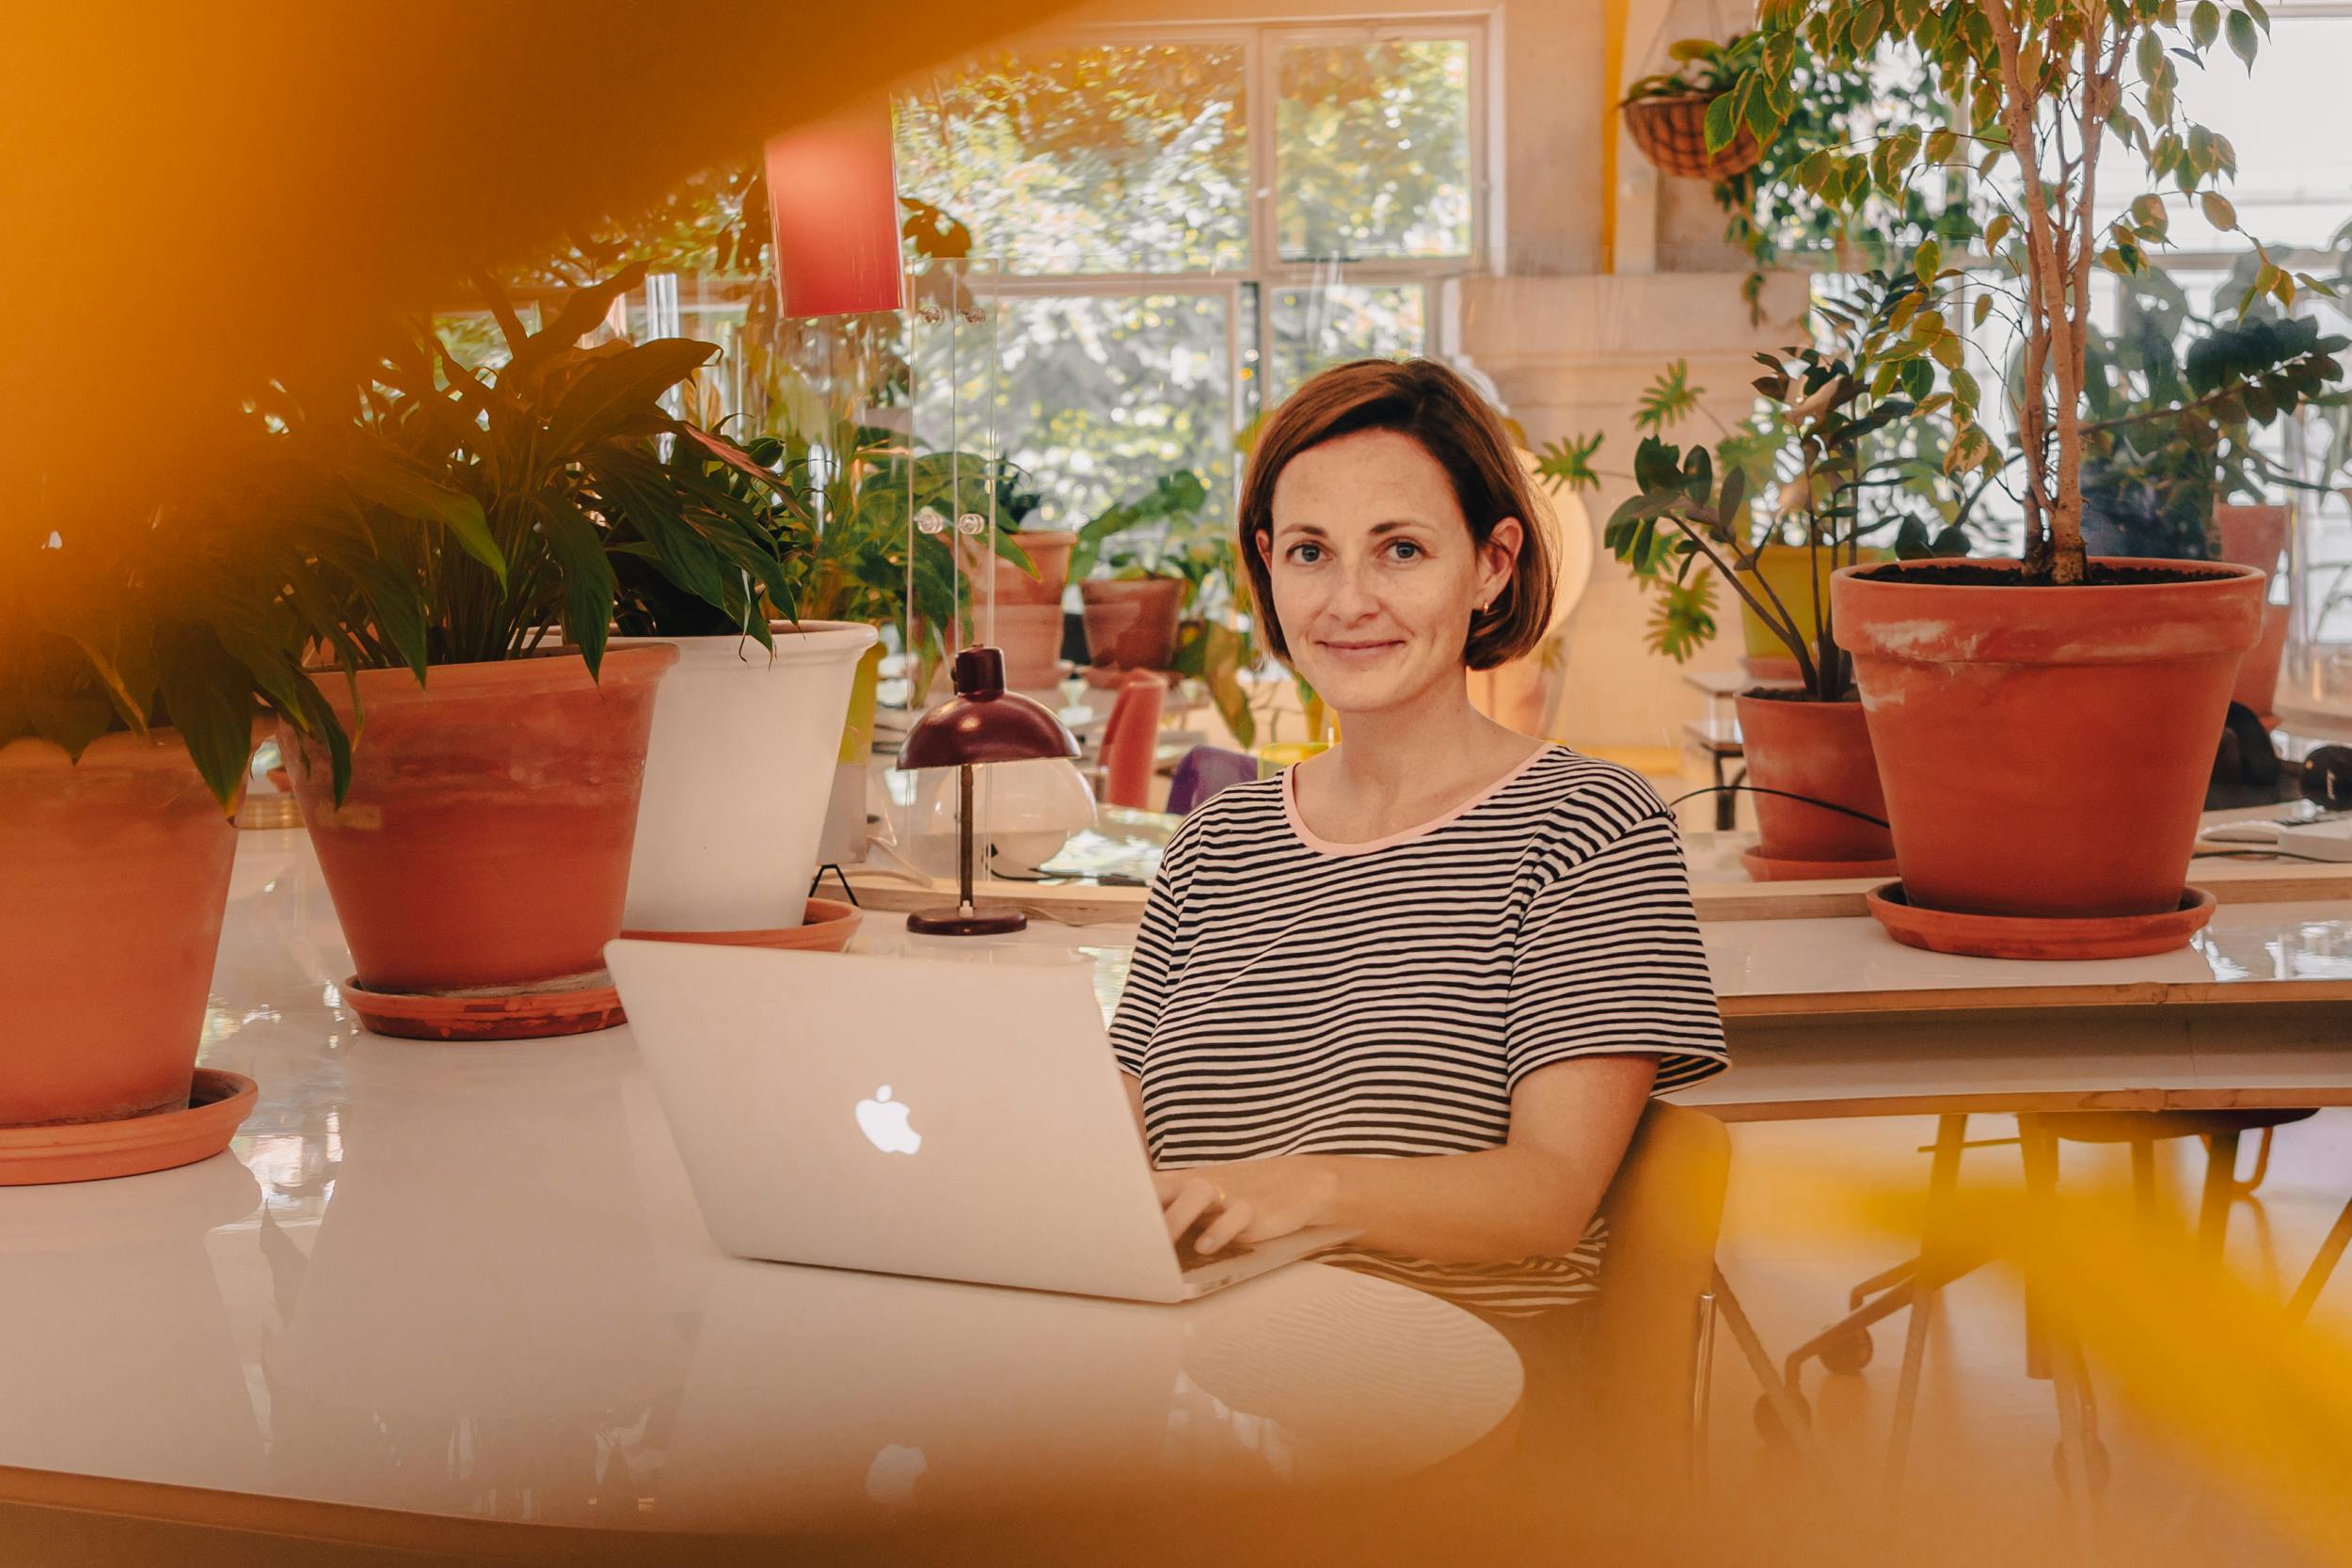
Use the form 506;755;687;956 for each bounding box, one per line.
898;13;1497;422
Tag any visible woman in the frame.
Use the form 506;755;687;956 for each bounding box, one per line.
1109;358;1727;1326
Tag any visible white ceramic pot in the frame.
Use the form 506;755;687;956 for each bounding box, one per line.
615;621;880;933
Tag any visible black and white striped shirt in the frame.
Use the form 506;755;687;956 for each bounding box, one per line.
1110;746;1729;1316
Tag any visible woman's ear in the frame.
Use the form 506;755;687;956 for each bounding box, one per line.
1254;528;1274;565
1481;517;1524;603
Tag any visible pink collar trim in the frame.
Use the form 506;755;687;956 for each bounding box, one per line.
1283;743;1554;856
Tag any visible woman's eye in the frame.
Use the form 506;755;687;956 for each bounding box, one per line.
1287;543;1323;564
1387;540;1423;561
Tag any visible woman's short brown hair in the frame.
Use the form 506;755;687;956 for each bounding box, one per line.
1236;357;1554;673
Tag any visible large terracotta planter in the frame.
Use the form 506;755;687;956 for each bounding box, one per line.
1081;577;1185;671
0;730;245;1126
1738;544;1887;681
1833;558;2265;921
612;621;877;935
2217;504;2291;717
280;646;677;991
1733;693;1895;867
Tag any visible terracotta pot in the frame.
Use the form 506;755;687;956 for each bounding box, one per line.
2235;604;2291;716
993;603;1070;689
2217;505;2291;717
279;646;677;992
1833;558;2265;920
1081;577;1185;671
1738;544;1887;682
993;531;1075;608
1732;693;1894;864
0;729;246;1126
2216;504;2289;577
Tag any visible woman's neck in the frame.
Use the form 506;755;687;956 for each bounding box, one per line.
1320;676;1536;808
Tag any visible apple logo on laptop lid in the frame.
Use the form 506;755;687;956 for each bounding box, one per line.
856;1086;922;1155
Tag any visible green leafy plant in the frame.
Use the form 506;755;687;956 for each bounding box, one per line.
1724;0;2337;583
2074;268;2347;558
326;265;799;680
1539;285;1989;672
1707;39;1979;317
0;423;470;810
1623;34;1765;103
755;388;1039;697
1575;272;1981;699
1068;470;1216;582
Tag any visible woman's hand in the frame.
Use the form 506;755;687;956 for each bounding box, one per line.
1152;1158;1340;1257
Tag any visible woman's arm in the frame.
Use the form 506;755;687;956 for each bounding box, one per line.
1156;1053;1658;1261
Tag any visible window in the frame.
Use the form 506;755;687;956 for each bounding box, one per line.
892;19;1489;531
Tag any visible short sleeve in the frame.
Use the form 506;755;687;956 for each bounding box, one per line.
1108;815;1206;1077
1505;810;1728;1095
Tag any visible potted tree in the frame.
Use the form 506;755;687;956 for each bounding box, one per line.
1589;272;1971;880
1727;0;2326;955
0;421;460;1170
278;268;792;1036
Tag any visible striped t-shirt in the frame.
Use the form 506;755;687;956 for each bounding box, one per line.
1109;745;1729;1316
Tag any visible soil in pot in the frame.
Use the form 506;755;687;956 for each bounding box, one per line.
1833;556;2264;926
0;730;247;1128
1081;577;1184;672
280;645;677;994
1733;692;1896;875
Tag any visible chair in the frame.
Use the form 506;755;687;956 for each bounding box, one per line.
1166;745;1257;816
1772;1106;2316;1500
1579;1101;1738;1490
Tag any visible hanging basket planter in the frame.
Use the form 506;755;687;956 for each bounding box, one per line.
1622;93;1762;181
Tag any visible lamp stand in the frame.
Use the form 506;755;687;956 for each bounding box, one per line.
906;763;1027;936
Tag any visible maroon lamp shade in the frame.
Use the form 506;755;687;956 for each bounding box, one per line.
764;98;906;319
898;648;1080;770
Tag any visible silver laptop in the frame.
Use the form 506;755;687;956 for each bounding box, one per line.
604;939;1352;1302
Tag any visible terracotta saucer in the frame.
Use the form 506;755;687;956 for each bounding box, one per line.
1740;849;1902;882
1864;882;2218;961
0;1069;258;1186
343;972;627;1041
619;896;863;953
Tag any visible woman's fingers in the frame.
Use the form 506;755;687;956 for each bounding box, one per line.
1195;1196;1254;1256
1157;1175;1217;1242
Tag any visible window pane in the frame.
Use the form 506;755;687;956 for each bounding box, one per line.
2092;16;2352;249
895;44;1249;275
1267;283;1426;401
914;292;1235;531
1277;38;1473;261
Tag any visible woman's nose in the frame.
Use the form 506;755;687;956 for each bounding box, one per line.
1324;558;1383;622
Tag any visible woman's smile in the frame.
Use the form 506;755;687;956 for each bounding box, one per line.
1316;637;1405;662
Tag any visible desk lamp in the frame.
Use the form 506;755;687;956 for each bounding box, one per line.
896;645;1081;935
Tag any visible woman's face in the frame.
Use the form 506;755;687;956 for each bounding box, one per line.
1259;428;1522;719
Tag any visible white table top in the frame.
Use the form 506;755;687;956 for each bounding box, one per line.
0;833;1519;1534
